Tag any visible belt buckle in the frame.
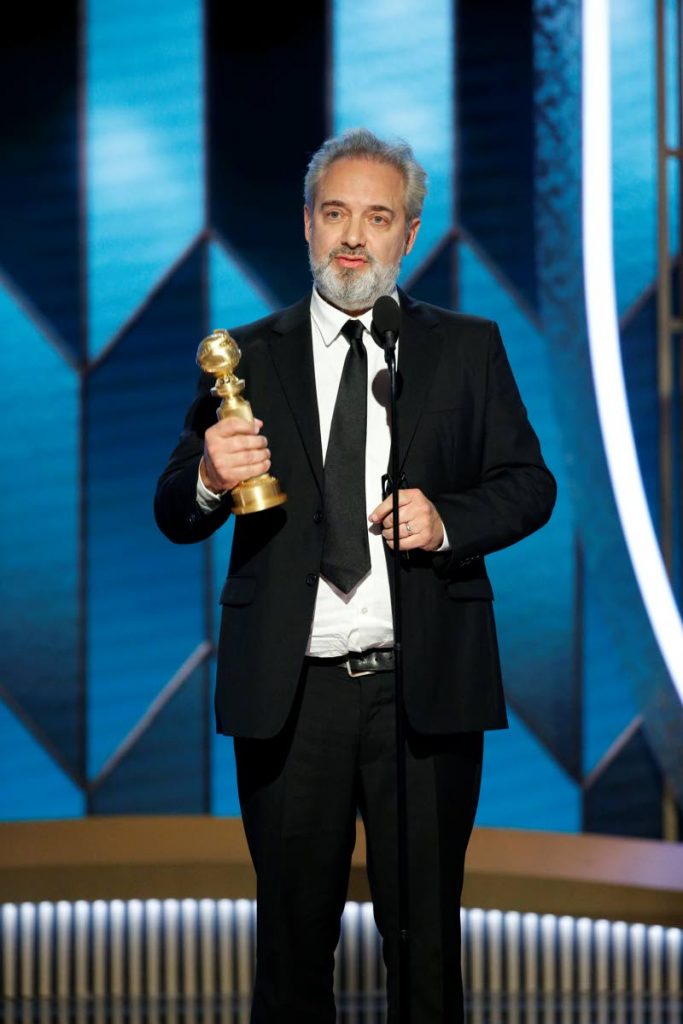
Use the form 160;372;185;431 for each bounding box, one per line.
345;659;374;678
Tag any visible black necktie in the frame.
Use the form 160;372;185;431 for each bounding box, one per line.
320;319;371;593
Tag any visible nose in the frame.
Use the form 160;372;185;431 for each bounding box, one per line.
341;213;365;249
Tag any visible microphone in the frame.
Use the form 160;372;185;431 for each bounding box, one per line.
371;295;401;354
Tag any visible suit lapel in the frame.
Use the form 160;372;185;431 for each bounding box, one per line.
395;290;443;471
267;290;442;491
268;295;324;494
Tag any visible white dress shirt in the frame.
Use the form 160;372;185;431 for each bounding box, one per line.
197;288;447;656
305;288;395;655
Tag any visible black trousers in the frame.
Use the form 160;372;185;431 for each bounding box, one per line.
234;660;484;1023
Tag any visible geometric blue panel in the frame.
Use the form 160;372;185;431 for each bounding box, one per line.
665;0;680;149
333;0;454;277
207;5;328;305
610;0;657;314
458;1;537;307
0;702;83;821
0;7;82;357
619;293;660;537
0;283;80;777
477;708;581;832
87;0;202;357
209;240;274;335
668;151;681;267
583;724;663;839
407;236;458;311
90;666;207;814
582;563;638;775
86;246;205;777
534;0;683;807
459;241;580;778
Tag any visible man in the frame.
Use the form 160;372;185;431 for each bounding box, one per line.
155;128;556;1022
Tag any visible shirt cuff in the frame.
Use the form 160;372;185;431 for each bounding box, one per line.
436;525;451;552
196;465;227;513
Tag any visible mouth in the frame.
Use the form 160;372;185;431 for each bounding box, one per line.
334;253;368;270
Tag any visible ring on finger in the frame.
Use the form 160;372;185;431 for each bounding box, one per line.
405;521;413;534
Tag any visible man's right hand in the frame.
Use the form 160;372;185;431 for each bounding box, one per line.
200;417;271;494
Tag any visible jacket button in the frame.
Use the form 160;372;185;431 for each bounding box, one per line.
313;510;323;524
306;573;318;586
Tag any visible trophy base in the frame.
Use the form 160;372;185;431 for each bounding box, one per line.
231;474;287;515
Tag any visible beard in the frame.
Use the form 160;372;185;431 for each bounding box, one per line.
309;245;402;312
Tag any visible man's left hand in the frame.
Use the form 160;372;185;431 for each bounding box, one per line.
369;489;444;551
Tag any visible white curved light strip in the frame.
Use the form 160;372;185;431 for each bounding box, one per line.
582;0;683;701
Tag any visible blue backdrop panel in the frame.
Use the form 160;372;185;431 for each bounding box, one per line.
582;559;638;775
459;241;579;780
0;701;83;821
209;240;274;341
534;0;683;813
457;0;536;309
0;6;82;357
583;725;664;839
86;246;206;777
477;708;580;832
208;0;328;306
408;236;458;312
0;285;81;778
620;293;661;535
0;0;679;831
333;0;454;278
666;0;680;145
90;665;207;814
610;0;658;316
87;0;203;358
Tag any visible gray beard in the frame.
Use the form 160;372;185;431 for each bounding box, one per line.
309;247;401;312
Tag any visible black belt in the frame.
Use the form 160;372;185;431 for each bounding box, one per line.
306;647;395;677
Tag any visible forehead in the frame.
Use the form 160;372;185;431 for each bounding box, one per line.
314;157;406;211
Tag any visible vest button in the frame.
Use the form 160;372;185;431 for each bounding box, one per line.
306;573;318;587
313;510;323;524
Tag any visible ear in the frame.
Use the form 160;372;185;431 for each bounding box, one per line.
303;205;312;242
404;218;420;256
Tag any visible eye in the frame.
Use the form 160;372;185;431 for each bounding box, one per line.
370;214;389;226
324;209;342;220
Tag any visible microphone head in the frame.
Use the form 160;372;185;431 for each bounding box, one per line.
371;295;401;349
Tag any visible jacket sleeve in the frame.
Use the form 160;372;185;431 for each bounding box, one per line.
432;321;557;572
154;373;233;544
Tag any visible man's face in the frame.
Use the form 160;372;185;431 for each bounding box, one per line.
304;157;420;314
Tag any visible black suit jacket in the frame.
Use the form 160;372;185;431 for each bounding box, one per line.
155;291;556;738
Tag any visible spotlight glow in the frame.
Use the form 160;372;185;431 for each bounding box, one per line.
582;0;683;702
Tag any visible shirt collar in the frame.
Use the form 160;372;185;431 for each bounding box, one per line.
310;287;399;348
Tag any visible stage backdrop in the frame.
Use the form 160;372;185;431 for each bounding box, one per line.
0;0;681;837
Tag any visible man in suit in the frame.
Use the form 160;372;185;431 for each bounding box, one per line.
155;128;556;1022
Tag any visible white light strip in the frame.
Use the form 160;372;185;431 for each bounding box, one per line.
582;0;683;702
1;902;681;1001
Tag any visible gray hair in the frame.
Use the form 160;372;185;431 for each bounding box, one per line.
304;127;428;224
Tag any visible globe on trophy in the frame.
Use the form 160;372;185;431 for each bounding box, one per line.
196;329;287;515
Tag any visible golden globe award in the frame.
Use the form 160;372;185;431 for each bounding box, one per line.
196;329;287;515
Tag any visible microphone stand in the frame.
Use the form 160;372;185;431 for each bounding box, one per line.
384;337;411;1024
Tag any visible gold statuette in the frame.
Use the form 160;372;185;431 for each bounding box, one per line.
196;329;287;515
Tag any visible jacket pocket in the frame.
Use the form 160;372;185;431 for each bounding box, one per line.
219;575;257;606
446;577;494;601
